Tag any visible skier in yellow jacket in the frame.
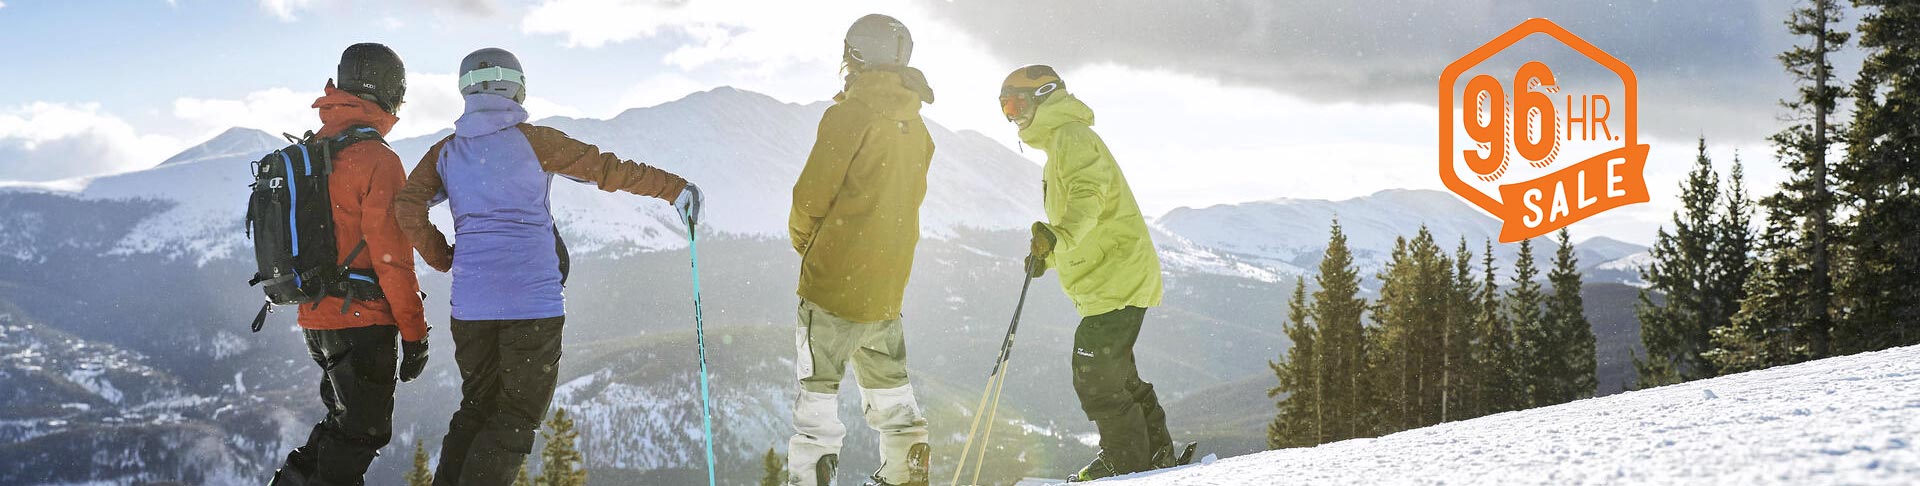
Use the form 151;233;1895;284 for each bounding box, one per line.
1001;65;1178;481
786;14;935;486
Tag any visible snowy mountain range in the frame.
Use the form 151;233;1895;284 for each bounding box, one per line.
1153;188;1650;286
0;86;1654;484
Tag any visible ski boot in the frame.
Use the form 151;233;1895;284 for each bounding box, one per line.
1148;442;1200;469
862;443;930;486
1068;451;1130;483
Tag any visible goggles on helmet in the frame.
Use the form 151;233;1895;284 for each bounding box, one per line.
459;66;526;92
999;82;1057;123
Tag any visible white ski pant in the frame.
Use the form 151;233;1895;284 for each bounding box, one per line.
789;300;930;485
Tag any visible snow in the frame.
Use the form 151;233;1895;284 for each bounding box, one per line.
1103;345;1920;485
1598;251;1654;273
63;366;125;404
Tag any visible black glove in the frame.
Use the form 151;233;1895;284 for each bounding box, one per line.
399;338;429;383
1024;253;1048;279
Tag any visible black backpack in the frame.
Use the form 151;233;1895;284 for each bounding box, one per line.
244;126;388;332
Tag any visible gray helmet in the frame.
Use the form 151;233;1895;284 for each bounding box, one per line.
459;48;526;103
844;14;912;68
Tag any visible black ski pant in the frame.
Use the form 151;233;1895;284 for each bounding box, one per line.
1071;306;1171;469
278;325;400;486
434;316;565;486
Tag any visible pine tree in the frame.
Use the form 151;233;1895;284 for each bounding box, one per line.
1544;229;1598;403
1366;227;1458;433
761;446;786;486
406;441;435;486
1444;238;1478;422
1705;155;1783;373
1636;138;1724;386
1715;0;1855;371
1713;153;1756;335
1507;239;1547;408
1268;277;1321;448
1312;218;1368;441
1834;0;1920;354
536;408;588;486
1369;236;1413;432
1770;0;1849;358
1717;203;1816;373
1475;240;1522;414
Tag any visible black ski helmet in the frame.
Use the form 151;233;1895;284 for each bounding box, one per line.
844;14;912;68
337;43;407;113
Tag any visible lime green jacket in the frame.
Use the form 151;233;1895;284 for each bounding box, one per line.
789;68;935;323
1021;93;1163;317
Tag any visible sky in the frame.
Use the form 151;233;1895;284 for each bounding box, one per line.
0;0;1856;246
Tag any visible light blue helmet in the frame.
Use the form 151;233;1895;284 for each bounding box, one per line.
459;48;525;103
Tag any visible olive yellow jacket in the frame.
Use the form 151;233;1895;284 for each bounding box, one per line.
1022;93;1164;317
788;68;935;323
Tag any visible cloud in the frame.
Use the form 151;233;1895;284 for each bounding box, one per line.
1060;65;1440;217
0;102;185;182
174;87;321;140
917;0;1816;143
421;0;498;16
167;72;587;142
259;0;492;22
259;0;316;21
518;0;1019;134
521;0;905;70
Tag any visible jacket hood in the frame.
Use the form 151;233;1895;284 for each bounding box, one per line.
1018;91;1095;148
837;66;933;121
313;80;399;137
455;93;531;137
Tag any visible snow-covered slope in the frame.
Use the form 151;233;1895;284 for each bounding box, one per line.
1103;344;1920;485
1153;189;1650;284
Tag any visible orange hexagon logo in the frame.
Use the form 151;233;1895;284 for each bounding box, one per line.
1439;18;1650;242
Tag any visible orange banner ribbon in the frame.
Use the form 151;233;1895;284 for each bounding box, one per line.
1492;144;1649;241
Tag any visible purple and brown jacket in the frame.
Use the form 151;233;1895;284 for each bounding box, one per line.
393;94;687;321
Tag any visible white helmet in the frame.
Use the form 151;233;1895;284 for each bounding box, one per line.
844;14;913;68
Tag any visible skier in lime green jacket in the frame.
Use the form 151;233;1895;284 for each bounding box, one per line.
1000;65;1176;481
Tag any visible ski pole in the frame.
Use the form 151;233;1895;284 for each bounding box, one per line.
688;224;718;486
969;354;1013;486
950;273;1034;486
951;359;1002;486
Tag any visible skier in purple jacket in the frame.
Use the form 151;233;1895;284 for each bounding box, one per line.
394;48;705;485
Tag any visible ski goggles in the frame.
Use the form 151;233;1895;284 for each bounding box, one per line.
999;82;1058;122
999;94;1030;122
459;66;526;91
